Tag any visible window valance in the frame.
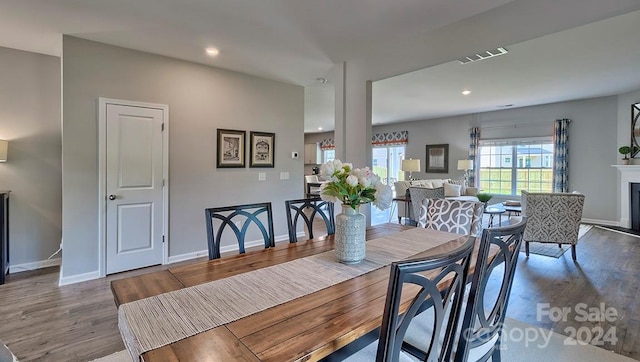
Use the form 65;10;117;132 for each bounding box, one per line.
320;138;335;150
372;130;408;147
318;130;408;150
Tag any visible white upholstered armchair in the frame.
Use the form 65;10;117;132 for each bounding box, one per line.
521;190;585;261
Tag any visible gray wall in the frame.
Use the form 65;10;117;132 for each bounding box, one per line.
616;88;640;220
0;46;61;268
62;37;304;279
364;96;621;223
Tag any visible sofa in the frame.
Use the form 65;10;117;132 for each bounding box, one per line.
394;179;479;224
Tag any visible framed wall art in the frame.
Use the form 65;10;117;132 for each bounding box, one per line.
250;131;275;168
217;129;246;168
425;144;449;173
632;102;640;158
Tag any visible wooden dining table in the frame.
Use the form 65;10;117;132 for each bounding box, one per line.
111;223;487;362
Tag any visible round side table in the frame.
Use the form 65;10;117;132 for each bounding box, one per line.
484;205;506;227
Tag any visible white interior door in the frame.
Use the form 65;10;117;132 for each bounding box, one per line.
106;104;164;274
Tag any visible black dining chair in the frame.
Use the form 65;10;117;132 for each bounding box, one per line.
204;202;275;260
285;197;335;242
322;236;476;362
394;218;528;361
453;217;527;362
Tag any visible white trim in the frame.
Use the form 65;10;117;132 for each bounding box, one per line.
581;218;618;227
59;270;101;286
611;165;640;229
9;258;61;273
593;225;640;239
97;98;169;277
167;250;209;264
166;232;305;264
479;136;553;144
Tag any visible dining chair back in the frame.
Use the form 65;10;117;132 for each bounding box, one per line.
285;197;335;242
377;236;476;362
323;236;476;362
417;198;484;236
454;217;528;362
204;202;275;260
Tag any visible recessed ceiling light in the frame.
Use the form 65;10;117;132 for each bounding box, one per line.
205;47;219;57
462;90;471;95
318;127;323;130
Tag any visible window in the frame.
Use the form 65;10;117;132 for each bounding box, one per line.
478;137;554;195
322;149;335;163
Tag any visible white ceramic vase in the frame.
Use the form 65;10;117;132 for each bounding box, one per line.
335;204;366;264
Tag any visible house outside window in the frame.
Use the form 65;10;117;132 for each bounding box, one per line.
478;137;554;195
322;149;335;163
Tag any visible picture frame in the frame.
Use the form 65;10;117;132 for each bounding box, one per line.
631;102;640;158
217;129;246;168
249;131;275;168
425;144;449;173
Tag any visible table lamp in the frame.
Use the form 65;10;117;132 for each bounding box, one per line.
401;158;420;181
457;159;473;187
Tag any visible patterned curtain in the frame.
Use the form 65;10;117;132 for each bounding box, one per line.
468;127;480;187
371;130;408;147
553;119;570;192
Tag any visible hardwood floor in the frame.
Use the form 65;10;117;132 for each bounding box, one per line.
501;225;640;360
0;225;638;361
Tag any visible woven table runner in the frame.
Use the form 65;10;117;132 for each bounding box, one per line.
118;228;459;359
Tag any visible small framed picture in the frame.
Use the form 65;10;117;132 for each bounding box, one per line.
250;131;275;168
425;144;449;173
217;129;246;168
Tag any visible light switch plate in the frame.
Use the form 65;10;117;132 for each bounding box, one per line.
258;172;266;181
280;172;289;180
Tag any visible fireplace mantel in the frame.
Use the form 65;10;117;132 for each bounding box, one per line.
612;165;640;228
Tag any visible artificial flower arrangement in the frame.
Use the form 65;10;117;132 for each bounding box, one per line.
319;159;393;210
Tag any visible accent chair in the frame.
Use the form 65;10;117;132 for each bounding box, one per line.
521;190;585;261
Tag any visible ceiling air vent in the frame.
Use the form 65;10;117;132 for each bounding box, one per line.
458;47;508;64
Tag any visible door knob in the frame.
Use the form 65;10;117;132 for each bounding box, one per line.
108;194;117;200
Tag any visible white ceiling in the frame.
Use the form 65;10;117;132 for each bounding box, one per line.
1;0;639;133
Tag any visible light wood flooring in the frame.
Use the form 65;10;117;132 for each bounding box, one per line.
0;224;638;361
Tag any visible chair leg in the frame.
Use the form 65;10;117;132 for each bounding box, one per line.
491;340;502;362
558;244;562;248
525;241;530;256
571;245;577;261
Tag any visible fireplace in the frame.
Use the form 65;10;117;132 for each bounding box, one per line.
632;183;640;231
613;165;640;229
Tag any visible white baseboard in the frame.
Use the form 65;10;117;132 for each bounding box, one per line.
58;270;101;286
167;232;304;265
167;249;209;264
9;257;62;273
581;218;619;226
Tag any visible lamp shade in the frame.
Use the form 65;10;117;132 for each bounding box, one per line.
457;159;473;171
401;158;421;172
0;140;7;162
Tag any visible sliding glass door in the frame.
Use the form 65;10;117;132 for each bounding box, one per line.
371;145;405;225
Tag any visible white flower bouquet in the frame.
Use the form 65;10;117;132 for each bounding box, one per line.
319;159;393;210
